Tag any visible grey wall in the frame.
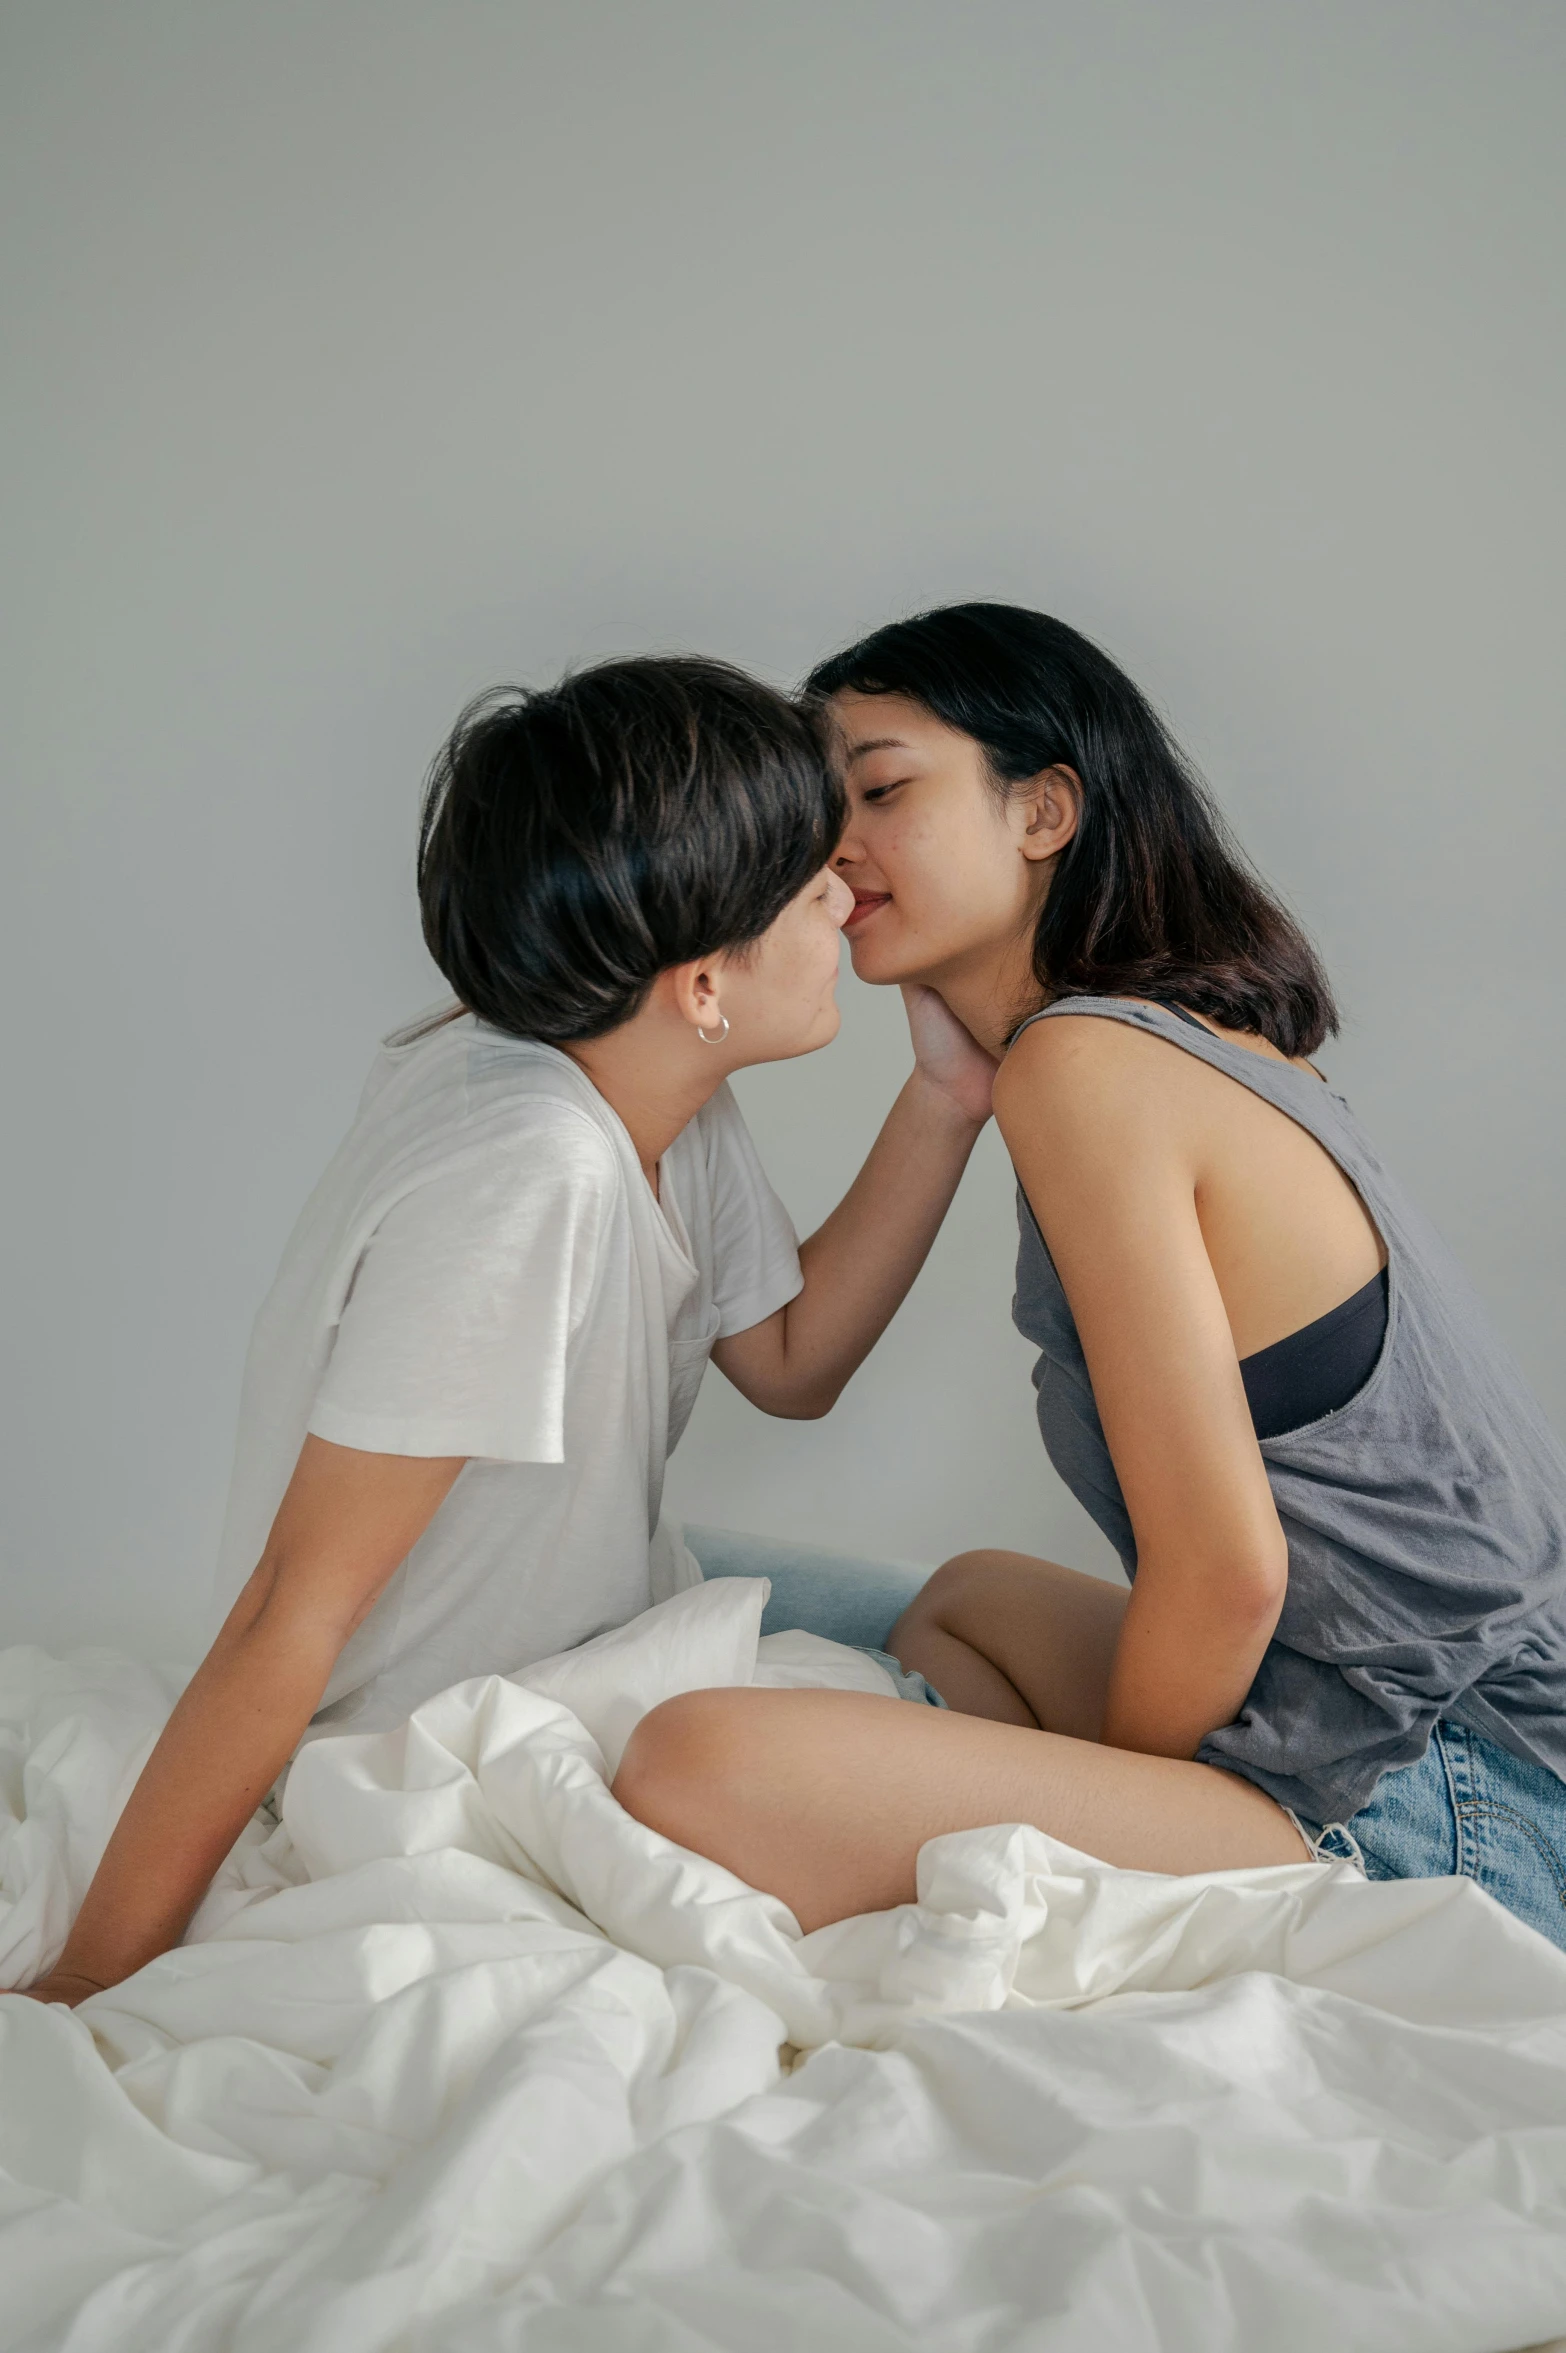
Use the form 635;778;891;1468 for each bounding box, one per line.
3;1;1562;1661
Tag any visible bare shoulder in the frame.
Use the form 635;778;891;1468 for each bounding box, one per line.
997;1009;1165;1088
994;1012;1193;1170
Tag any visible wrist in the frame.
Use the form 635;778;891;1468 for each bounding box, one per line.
904;1065;990;1137
24;1963;110;2006
43;1931;121;1991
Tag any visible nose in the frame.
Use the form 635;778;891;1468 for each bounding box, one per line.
825;870;855;927
832;808;862;870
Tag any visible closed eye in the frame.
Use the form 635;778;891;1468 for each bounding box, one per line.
862;778;912;804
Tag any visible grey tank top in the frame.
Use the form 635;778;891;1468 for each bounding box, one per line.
1010;997;1566;1824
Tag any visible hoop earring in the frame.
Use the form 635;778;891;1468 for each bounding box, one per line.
697;1014;730;1045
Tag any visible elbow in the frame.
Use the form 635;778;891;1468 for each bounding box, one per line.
228;1549;365;1660
1220;1540;1289;1634
765;1379;841;1421
730;1363;843;1420
1152;1536;1287;1640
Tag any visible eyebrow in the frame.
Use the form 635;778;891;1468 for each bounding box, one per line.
844;736;912;761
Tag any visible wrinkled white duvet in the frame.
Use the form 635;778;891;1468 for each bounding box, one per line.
5;1577;1566;2353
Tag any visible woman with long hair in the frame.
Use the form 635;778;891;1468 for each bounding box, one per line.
615;602;1566;1951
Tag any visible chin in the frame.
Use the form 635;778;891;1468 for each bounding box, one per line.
846;931;926;989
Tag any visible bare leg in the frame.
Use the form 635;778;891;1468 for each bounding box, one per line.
888;1549;1130;1736
613;1687;1305;1934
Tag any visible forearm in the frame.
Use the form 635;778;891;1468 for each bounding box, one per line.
1099;1563;1283;1760
41;1590;340;1995
24;1438;465;2004
781;1071;984;1408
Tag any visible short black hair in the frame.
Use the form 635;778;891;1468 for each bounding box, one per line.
808;602;1337;1056
419;655;844;1043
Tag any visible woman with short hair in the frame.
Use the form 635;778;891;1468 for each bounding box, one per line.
22;653;995;2008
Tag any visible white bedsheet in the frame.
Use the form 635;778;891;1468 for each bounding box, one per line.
4;1578;1566;2352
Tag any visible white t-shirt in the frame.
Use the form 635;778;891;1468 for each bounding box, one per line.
212;1005;802;1742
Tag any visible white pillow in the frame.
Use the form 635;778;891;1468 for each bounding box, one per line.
513;1575;768;1775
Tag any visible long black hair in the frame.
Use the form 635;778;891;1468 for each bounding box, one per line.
420;656;843;1043
806;603;1336;1055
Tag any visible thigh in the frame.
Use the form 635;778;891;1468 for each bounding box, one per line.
890;1550;1130;1739
687;1525;931;1650
614;1684;1305;1934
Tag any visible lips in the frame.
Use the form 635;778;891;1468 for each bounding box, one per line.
844;891;891;930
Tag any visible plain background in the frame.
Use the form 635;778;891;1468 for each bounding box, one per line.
3;1;1562;1661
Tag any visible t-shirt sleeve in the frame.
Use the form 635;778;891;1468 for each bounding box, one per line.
699;1083;804;1337
307;1113;613;1462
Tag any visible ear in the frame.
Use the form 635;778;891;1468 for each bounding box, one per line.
1017;765;1082;865
665;955;725;1038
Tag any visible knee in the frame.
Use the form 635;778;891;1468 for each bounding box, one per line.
891;1549;1005;1643
611;1689;744;1848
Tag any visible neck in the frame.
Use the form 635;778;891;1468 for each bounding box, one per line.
562;1019;728;1189
921;924;1046;1060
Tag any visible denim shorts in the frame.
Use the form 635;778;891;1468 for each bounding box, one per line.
1302;1719;1566;1952
687;1525;946;1707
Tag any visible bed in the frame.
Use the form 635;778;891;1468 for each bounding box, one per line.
4;1578;1566;2352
